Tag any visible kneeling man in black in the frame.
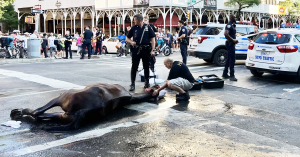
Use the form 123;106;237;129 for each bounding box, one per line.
152;58;194;101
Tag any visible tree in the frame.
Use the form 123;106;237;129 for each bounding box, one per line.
279;0;300;16
225;0;261;21
0;0;14;19
0;3;19;31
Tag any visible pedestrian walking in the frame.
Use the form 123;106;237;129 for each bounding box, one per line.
64;31;72;59
222;14;238;81
41;33;48;58
156;28;165;51
126;14;156;91
76;34;83;56
48;32;56;58
81;26;93;59
92;27;97;54
177;20;188;65
56;34;64;59
95;27;103;55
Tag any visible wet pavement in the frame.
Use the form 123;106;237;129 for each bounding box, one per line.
1;53;300;156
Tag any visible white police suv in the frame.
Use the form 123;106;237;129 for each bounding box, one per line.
189;23;255;66
246;29;300;79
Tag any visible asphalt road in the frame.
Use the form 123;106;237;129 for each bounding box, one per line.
1;52;300;157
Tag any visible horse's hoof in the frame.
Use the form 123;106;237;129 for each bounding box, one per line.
10;109;23;120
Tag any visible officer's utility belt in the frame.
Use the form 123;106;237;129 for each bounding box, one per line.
83;39;91;42
179;38;188;45
135;44;151;48
136;44;151;55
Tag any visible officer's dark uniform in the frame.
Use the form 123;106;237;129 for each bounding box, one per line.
148;23;158;73
95;30;103;55
64;34;72;59
127;24;156;88
41;37;48;58
81;29;93;59
178;25;188;65
223;21;236;77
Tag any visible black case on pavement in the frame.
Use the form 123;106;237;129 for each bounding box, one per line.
199;74;224;89
190;81;202;90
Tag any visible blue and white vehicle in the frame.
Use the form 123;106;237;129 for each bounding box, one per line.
189;23;255;66
246;29;300;80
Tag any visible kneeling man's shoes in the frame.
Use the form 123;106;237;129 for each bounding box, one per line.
222;74;230;79
229;76;238;81
176;92;190;101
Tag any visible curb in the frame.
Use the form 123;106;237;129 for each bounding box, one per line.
0;58;55;65
0;54;115;65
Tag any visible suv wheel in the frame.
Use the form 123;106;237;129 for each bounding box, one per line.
250;69;264;77
295;67;300;83
213;49;227;66
103;46;108;54
203;59;213;63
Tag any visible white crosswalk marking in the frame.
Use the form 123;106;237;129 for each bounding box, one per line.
91;57;243;73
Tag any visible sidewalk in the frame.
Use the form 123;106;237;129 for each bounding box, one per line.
0;54;113;65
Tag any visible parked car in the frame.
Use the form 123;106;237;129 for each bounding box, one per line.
102;37;119;54
188;23;255;66
246;29;300;80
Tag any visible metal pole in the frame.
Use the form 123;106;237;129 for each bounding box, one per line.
170;6;172;33
62;17;63;36
114;15;117;36
71;16;72;34
44;17;46;33
64;16;67;35
103;15;104;33
53;18;55;34
123;9;125;32
109;10;111;38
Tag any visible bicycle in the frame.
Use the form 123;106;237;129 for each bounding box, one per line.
154;41;171;56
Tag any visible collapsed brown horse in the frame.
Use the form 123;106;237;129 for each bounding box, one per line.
10;83;160;131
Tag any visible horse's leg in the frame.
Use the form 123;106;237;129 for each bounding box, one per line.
11;97;60;120
30;97;60;116
44;109;91;132
36;112;63;122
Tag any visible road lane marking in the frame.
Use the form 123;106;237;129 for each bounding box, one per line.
283;87;300;93
0;129;30;137
0;69;85;90
0;89;66;100
6;116;158;156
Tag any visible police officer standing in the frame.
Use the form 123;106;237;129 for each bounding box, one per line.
177;20;188;65
81;26;93;59
222;15;238;81
64;31;72;59
126;14;156;91
95;27;103;55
